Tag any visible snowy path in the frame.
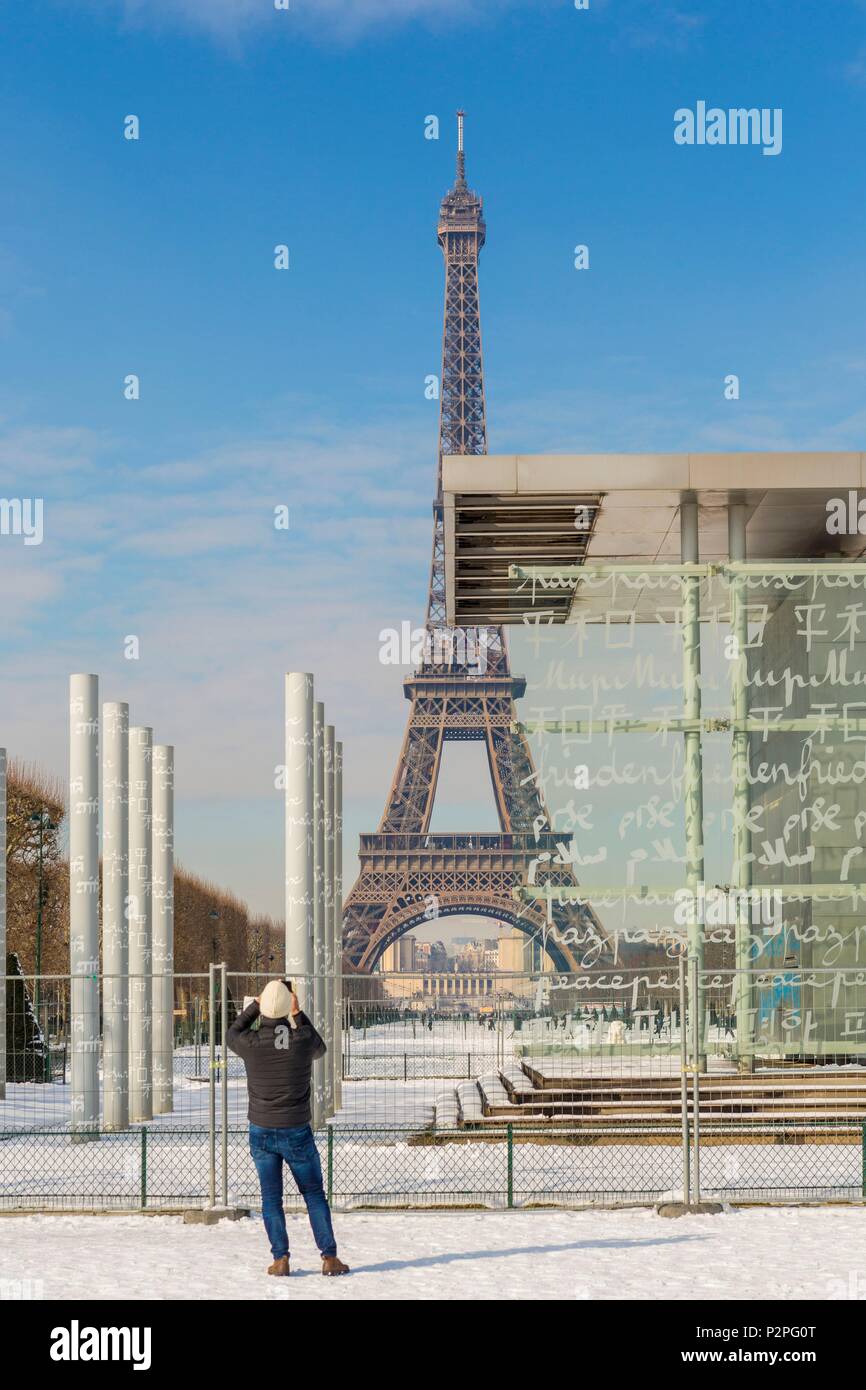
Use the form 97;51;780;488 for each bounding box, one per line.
2;1206;866;1300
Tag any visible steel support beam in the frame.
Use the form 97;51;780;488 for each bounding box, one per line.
510;560;866;581
680;501;706;1069
728;502;753;1071
518;716;866;734
518;883;866;902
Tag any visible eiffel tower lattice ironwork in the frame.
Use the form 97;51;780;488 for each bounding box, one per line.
342;112;605;974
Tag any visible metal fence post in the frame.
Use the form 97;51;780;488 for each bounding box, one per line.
140;1127;147;1210
334;742;344;1114
691;955;702;1203
221;962;229;1208
679;952;690;1206
506;1123;514;1208
327;1124;334;1204
862;1122;866;1199
208;962;216;1208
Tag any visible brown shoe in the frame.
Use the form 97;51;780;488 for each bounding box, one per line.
268;1256;290;1276
322;1255;350;1276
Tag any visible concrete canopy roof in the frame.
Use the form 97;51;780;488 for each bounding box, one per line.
442;452;866;626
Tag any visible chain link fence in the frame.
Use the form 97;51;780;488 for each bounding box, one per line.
2;965;866;1210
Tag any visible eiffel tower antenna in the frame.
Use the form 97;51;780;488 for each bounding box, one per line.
436;108;487;482
425;108;491;649
340;113;608;974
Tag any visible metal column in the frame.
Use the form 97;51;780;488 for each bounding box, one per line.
152;744;174;1114
312;701;326;1130
128;724;153;1122
0;748;6;1101
334;740;343;1112
323;724;336;1119
208;962;216;1207
729;503;753;1071
220;960;228;1207
103;701;129;1130
284;674;314;1008
691;955;702;1201
69;674;100;1136
680;501;706;1068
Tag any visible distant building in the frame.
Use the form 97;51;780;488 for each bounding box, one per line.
428;941;449;973
498;928;529;973
380;935;417;973
378;927;553;1009
454;941;482;971
498;927;554;974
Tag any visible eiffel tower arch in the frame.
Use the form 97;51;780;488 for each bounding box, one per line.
342;113;607;976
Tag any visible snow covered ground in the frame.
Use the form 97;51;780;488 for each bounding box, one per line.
1;1072;441;1132
2;1206;866;1300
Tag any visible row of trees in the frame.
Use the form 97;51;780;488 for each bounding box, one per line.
4;758;282;978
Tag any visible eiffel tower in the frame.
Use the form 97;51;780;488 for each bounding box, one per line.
342;113;605;975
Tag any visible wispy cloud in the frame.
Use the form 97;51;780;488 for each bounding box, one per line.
0;425;106;478
600;0;707;54
842;43;866;86
80;0;543;44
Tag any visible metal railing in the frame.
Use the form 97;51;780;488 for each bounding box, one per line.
3;965;866;1210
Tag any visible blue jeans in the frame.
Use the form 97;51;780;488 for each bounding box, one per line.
249;1123;337;1261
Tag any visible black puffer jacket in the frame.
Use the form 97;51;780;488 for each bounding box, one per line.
227;1002;326;1128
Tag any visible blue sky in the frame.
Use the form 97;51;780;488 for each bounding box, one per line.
2;0;866;920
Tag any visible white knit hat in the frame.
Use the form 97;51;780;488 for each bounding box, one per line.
259;979;293;1020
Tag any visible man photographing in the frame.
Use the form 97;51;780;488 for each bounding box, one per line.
227;978;349;1277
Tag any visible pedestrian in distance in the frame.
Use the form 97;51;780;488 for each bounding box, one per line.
227;978;350;1278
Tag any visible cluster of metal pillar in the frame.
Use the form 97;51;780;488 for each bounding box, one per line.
69;674;174;1135
284;673;343;1125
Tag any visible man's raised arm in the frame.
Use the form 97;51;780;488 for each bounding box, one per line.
292;1010;327;1061
227;999;260;1054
